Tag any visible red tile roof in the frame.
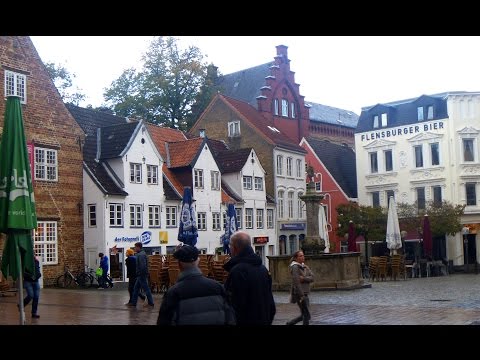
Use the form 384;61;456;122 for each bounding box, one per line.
222;188;237;204
162;164;183;195
147;124;186;160
167;138;204;168
220;95;306;153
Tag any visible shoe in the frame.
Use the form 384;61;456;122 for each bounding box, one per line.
127;303;136;307
32;314;40;319
109;283;114;288
124;302;133;306
143;302;154;308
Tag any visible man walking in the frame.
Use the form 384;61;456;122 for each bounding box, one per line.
224;231;276;325
157;245;235;325
98;252;113;289
128;242;155;308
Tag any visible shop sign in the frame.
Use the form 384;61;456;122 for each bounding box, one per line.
114;230;152;244
159;231;168;244
280;223;305;230
253;236;269;244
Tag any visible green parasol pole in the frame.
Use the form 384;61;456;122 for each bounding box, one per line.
16;241;25;325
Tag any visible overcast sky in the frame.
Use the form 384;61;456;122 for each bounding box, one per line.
31;36;480;116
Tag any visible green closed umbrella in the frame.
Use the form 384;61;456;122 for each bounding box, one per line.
0;96;37;324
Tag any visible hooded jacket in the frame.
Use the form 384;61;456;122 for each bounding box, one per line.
289;261;314;303
224;246;276;325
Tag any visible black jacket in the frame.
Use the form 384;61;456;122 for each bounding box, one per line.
157;267;235;325
224;246;276;325
24;258;41;282
125;256;137;279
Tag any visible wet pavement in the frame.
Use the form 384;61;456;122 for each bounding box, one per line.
2;273;480;325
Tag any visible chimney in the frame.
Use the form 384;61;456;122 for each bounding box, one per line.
276;45;288;59
199;129;206;138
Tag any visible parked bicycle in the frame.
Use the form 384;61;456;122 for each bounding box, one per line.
56;266;91;288
83;265;113;288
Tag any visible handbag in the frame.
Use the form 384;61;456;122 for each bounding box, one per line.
96;267;103;277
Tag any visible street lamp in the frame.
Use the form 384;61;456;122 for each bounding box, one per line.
462;226;470;273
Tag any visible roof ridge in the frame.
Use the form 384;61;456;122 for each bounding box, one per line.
222;61;274;77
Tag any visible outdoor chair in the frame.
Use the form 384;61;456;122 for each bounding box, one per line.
377;256;388;281
368;257;379;281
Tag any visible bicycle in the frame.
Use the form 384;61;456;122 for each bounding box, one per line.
56;266;91;288
83;266;113;288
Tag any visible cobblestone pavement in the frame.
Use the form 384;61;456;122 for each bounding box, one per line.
2;274;480;325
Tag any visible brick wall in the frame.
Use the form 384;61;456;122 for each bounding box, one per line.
0;36;85;285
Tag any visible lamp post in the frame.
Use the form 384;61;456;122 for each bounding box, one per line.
462;226;470;273
363;227;369;278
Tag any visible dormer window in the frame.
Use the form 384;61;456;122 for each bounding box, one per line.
228;121;240;137
381;113;388;127
281;99;288;117
417;105;434;121
5;70;26;103
373;115;379;128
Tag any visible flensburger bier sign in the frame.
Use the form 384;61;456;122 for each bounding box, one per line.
360;121;444;142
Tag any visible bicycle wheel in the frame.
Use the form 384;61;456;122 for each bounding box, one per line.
77;273;92;288
56;274;73;288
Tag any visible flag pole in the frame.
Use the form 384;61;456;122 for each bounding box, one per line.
16;241;25;325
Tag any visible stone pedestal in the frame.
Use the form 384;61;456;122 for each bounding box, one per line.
267;252;367;291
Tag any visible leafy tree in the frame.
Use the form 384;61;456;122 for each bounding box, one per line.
44;62;85;105
336;202;387;242
104;37;209;131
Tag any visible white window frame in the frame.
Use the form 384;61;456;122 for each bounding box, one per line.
373;115;379;128
148;205;161;227
417;187;426;210
372;192;380;207
296;159;302;178
463;138;475;162
298;193;304;219
254;176;263;191
417;106;424;121
276;155;283;175
245;208;254;229
315;181;322;192
235;208;242;229
430;142;440;166
256;209;264;229
381;113;388;127
369;152;378;173
88;204;97;228
197;212;207;230
35;147;58;182
109;203;123;227
147;165;158;185
228;121;240;137
130;204;143;228
384;150;393;172
194;169;204;188
4;70;26;103
466;183;477;206
278;190;284;219
414;145;424;168
212;212;221;230
291;102;296;118
281;99;288;116
267;209;274;229
130;163;142;183
286;157;293;177
287;192;294;218
427;105;434;120
432;186;442;204
210;171;220;190
274;99;279;116
33;221;58;265
166;206;177;227
243;175;252;190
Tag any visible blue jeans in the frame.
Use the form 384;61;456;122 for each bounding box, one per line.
131;275;154;306
24;280;40;315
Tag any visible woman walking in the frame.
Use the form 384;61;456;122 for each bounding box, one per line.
286;250;314;325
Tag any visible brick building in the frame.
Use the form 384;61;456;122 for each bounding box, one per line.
0;36;85;285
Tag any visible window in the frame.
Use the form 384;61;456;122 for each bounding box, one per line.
298;192;304;219
432;186;442;204
386;190;394;206
4;70;26;103
370;152;378;173
431;143;440;166
235;208;242;229
109;203;123;227
417;187;426;210
414;145;423;168
254;177;263;191
130;204;143;227
34;221;57;265
427;105;434;120
274;99;279;116
212;212;221;230
291;102;296;118
288;192;294;218
373;115;379;128
130;163;142;183
88;204;96;227
211;171;220;190
463;139;475;162
384;150;393;172
243;176;252;190
281;99;288;116
381;113;388;127
278;190;284;219
194;169;204;188
228;121;240;137
222;211;227;229
245;208;253;228
321;204;329;222
466;183;477;206
35;147;58;181
256;209;264;228
372;192;380;207
267;209;274;228
276;155;283;175
197;212;206;230
289;235;297;255
147;165;158;185
166;206;177;227
286;157;293;176
417;107;424;121
148;205;160;227
296;159;302;178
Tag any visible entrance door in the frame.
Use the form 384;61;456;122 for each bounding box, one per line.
255;246;264;264
464;234;477;270
87;248;98;270
109;248;124;280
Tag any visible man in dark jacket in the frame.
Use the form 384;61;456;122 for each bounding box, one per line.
157;245;235;325
23;256;42;319
128;242;155;308
224;231;276;325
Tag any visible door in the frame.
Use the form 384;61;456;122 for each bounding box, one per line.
109;247;124;280
87;249;97;270
255;246;264;264
465;234;477;269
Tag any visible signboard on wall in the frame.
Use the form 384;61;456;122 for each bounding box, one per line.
280;223;305;230
159;231;168;244
27;141;34;184
253;236;269;244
